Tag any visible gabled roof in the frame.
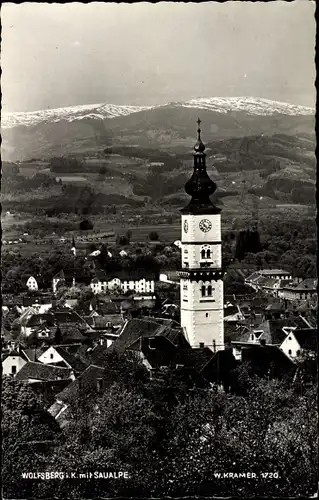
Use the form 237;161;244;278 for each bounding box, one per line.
55;324;86;342
15;362;72;381
259;269;290;276
257;320;287;345
55;364;105;403
107;318;162;354
241;345;296;377
246;271;260;282
293;329;317;351
22;348;46;362
154;323;190;348
262;278;279;289
93;270;157;283
295;279;317;291
224;323;249;343
18;307;39;326
53;309;87;324
54;346;88;372
265;302;285;312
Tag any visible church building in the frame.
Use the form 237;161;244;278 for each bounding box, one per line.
178;119;224;351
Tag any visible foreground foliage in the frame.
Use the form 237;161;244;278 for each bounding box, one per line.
2;352;318;498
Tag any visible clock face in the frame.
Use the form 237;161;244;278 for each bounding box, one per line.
199;219;212;233
184;220;189;233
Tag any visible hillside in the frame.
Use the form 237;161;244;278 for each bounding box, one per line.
1;97;315;162
1;131;316;219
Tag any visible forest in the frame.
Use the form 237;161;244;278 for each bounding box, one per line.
2;350;318;498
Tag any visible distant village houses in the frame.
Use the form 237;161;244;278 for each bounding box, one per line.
90;271;156;295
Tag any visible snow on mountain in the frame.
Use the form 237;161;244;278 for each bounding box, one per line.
2;103;155;129
2;97;314;129
177;97;315;116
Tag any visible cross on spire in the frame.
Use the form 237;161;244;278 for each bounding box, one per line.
197;117;201;140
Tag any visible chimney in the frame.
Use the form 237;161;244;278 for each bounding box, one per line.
96;378;103;393
260;339;266;346
199;342;205;348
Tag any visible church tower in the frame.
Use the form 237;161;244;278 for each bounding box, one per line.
178;119;224;351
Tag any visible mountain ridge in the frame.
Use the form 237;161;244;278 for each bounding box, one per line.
2;96;315;129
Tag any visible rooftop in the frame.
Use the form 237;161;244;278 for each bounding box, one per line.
15;362;72;382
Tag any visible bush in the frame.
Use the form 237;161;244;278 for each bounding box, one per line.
149;231;159;241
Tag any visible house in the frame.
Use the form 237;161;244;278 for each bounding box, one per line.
127;332;237;391
231;316;316;361
2;349;28;376
264;302;286;320
26;276;39;291
159;271;180;285
245;269;292;291
48;364;108;428
20;311;55;337
22;295;53;313
15;362;74;383
279;278;317;302
38;345;88;373
241;345;296;380
2;347;46;376
280;328;317;359
90;271;156;295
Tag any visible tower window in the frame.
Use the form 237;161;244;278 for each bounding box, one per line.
207;249;211;259
201;285;206;297
207;285;212;296
201;249;206;259
206;313;209;318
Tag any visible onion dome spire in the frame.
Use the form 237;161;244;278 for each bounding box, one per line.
194;118;206;153
181;118;221;215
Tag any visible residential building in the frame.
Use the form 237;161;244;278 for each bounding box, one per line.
26;276;39;291
245;270;292;291
280;328;317;359
279;278;317;302
90;271;156;295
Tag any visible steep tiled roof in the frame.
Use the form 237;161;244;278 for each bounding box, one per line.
22;348;46;362
15;362;72;381
55;324;86;342
295;279;317;291
175;347;214;373
262;278;278;289
265;302;285;312
93;315;123;329
294;329;317;351
107;318;162;354
241;345;295;377
55;364;105;403
94;270;157;282
224;323;249;343
54;346;88;372
246;271;260;282
53;309;87;324
257;321;287;345
260;269;290;276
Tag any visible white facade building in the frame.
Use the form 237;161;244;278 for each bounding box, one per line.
178;120;224;351
26;276;38;291
90;276;155;295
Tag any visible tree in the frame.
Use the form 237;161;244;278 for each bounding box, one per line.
79;219;94;231
149;231;159;241
2;377;61;498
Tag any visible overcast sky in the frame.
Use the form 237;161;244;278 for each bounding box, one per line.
1;1;316;112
